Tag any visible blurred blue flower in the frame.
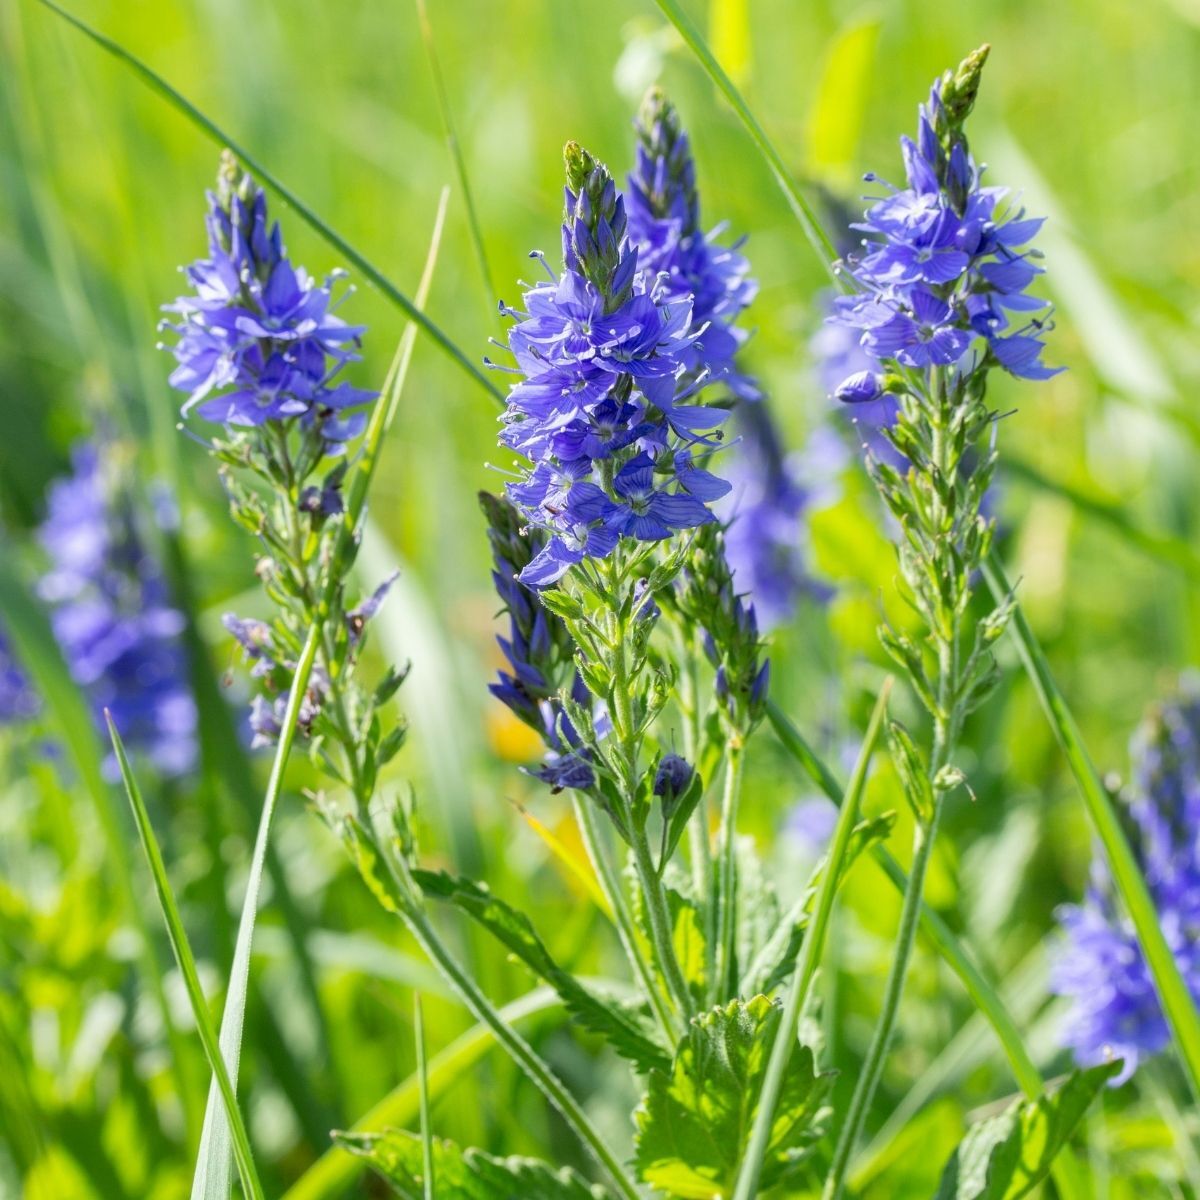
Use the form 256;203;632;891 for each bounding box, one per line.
627;87;758;399
1052;680;1200;1083
37;443;197;779
827;72;1060;395
717;401;844;629
0;628;39;723
164;155;376;450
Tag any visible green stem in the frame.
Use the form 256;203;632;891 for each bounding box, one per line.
630;826;695;1021
822;794;944;1200
983;553;1200;1103
713;739;745;1001
381;854;641;1200
732;680;892;1200
605;556;693;1023
765;700;1088;1200
573;796;680;1044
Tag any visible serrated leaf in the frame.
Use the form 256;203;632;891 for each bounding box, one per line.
634;996;831;1197
934;1062;1120;1200
339;1130;612;1199
412;869;668;1073
669;890;708;1005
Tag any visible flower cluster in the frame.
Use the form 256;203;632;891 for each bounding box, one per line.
164;152;375;452
37;443;197;778
626;87;758;400
497;141;732;587
1052;682;1200;1083
480;492;598;790
718;401;843;629
827;47;1059;410
0;628;39;724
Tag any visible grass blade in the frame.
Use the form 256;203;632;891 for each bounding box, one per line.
413;0;494;302
805;14;882;181
414;996;434;1200
983;552;1200;1102
1004;455;1200;580
732;678;892;1200
105;715;265;1200
765;699;1089;1200
650;0;841;283
192;620;322;1200
0;564;200;1139
35;0;501;404
281;989;560;1200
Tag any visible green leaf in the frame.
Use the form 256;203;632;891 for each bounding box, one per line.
280;989;561;1200
339;1130;612;1199
105;718;265;1200
806;14;881;179
745;812;897;996
984;553;1200;1104
192;620;322;1200
934;1062;1120;1199
412;869;668;1074
634;996;831;1198
669;889;708;1005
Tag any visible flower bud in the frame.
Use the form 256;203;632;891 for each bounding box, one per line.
653;753;694;804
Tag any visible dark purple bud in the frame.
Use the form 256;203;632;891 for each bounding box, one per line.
750;660;771;712
653;753;694;802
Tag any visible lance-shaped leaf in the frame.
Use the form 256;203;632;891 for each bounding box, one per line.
411;869;668;1074
934;1062;1120;1200
339;1130;612;1199
634;995;831;1198
743;811;896;997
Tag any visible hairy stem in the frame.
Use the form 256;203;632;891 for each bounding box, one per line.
713;738;745;1001
573;795;681;1043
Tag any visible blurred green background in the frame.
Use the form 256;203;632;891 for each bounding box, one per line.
2;0;1199;1195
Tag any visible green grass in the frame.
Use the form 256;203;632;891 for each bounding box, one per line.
2;0;1200;1196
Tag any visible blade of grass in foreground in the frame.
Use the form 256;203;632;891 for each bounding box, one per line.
106;715;264;1200
983;553;1200;1103
192;620;321;1200
733;679;892;1200
765;700;1089;1200
1004;455;1200;581
35;0;501;404
649;0;841;284
281;988;560;1200
414;995;434;1200
0;566;200;1139
192;190;448;1198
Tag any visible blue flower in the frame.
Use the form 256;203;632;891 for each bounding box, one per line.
717;402;843;629
165;154;376;451
497;139;735;587
826;70;1061;392
1051;680;1200;1083
480;492;596;790
37;443;197;779
0;628;39;723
